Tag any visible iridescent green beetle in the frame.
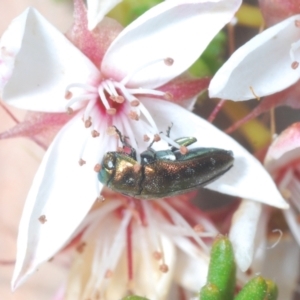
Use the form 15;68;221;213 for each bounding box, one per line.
98;128;234;199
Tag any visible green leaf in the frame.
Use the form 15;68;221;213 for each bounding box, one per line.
265;279;278;300
205;235;236;300
199;283;223;300
234;276;267;300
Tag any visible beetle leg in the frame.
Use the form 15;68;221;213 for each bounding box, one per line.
166;122;173;138
147;139;156;149
113;126;137;159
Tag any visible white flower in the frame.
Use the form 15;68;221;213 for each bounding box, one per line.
0;0;288;290
229;199;264;273
209;15;300;101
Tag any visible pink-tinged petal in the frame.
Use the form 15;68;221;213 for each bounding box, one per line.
157;75;211;107
209;15;300;100
142;98;288;208
229;200;262;272
102;0;241;89
67;0;123;66
259;0;300;26
12;115;100;289
265;123;300;173
0;111;71;149
2;8;99;112
87;0;122;30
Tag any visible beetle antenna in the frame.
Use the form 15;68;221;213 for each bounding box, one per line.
113;126;137;159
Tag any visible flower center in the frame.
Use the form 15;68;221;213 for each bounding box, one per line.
63;57;181;166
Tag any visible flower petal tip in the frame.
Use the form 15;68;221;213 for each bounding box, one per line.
11;270;32;292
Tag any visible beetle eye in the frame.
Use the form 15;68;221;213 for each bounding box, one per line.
103;153;116;170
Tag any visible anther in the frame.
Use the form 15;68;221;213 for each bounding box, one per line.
153;251;162;260
159;264;169;273
91;130;100;137
107;126;117;136
246;268;253;276
65;91;73;100
180;146;188;155
76;242;86;254
153;134;161;142
67;107;74;115
97;195;105;202
105;270;113;278
130;100;140;107
143;134;150;142
295;20;300;27
292;61;299;69
164;57;174;66
38;215;47;224
107;108;117;115
115;95;125;103
79;158;86;166
94;164;101;172
129;111;139;121
193;224;204;232
163;92;173;100
133;163;142;173
84;117;92;128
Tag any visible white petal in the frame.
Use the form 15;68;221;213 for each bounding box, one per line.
12;115;100;289
142;98;288;208
229;200;262;272
261;238;299;300
102;0;241;89
87;0;122;30
2;8;99;112
173;243;209;291
283;208;300;246
209;15;300;100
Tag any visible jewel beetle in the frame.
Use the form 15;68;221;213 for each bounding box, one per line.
98;127;234;199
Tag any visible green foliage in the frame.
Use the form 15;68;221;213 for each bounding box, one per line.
108;0;163;26
121;237;278;300
189;31;227;77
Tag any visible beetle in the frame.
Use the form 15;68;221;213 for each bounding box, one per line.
98;127;234;199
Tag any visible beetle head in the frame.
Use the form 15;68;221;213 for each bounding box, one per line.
98;152;116;184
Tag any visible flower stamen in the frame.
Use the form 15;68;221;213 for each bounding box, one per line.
159;263;169;273
129;111;139;121
91;130;100;138
84;117;92;128
120;57;174;86
130;100;140;107
290;40;300;69
79;158;86;166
